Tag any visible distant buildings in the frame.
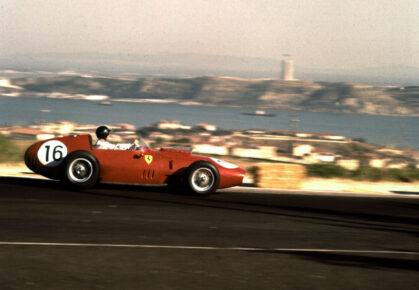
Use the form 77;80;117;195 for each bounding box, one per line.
1;119;416;169
0;78;22;89
9;128;53;141
30;121;75;135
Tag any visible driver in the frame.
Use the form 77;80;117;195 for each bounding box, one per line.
94;126;140;150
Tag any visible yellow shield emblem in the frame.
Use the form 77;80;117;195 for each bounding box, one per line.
145;155;153;165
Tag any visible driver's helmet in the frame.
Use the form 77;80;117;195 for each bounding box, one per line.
96;126;111;140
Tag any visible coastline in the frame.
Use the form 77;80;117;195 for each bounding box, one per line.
3;95;419;117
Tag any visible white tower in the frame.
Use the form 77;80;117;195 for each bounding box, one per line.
281;59;294;81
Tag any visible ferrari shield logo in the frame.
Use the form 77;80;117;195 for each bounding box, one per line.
145;155;153;165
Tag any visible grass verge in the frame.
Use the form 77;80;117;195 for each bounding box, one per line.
306;163;419;183
0;134;28;163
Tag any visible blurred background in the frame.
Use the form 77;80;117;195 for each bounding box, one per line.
1;0;418;189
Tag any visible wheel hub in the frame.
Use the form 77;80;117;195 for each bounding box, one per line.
191;168;214;192
197;173;209;186
73;163;88;179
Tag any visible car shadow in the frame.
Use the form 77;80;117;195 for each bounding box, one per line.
391;191;419;195
255;250;419;272
0;176;200;200
0;176;65;190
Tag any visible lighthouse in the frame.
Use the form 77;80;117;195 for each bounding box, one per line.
281;59;294;81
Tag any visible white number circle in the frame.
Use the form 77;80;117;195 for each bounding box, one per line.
37;140;68;167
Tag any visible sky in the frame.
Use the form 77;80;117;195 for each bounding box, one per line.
1;0;418;72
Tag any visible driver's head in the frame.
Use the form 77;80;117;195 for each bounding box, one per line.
96;126;111;140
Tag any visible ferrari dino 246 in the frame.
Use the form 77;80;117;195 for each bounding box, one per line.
25;134;246;195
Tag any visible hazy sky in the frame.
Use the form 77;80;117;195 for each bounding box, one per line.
1;0;418;70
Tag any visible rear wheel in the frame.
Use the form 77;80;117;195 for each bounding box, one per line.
63;151;100;189
186;161;219;195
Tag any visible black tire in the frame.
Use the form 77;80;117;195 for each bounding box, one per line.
63;151;100;189
186;161;220;195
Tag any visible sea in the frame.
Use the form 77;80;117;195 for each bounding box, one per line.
0;97;418;149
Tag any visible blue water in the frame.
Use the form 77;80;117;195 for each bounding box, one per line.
1;97;418;149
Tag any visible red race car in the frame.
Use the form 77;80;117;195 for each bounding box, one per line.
24;134;246;195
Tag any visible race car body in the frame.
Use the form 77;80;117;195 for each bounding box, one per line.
24;134;246;194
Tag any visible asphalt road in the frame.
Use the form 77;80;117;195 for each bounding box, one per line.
0;176;418;290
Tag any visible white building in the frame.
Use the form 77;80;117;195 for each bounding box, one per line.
315;153;335;163
293;144;313;157
232;146;277;160
337;159;360;171
196;123;217;131
369;159;389;168
157;120;191;130
193;144;228;156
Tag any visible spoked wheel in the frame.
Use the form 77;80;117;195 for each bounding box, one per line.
191;168;215;192
186;161;220;195
63;151;100;189
69;158;93;183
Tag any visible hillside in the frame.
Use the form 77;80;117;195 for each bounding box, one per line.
3;76;419;116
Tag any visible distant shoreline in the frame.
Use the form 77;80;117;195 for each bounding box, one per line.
2;95;418;118
1;74;418;117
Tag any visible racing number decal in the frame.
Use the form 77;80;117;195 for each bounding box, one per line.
37;140;68;167
145;155;153;165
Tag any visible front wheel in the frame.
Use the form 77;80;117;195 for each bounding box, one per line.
186;161;220;195
63;151;100;189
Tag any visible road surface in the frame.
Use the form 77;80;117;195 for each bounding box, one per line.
0;177;418;289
